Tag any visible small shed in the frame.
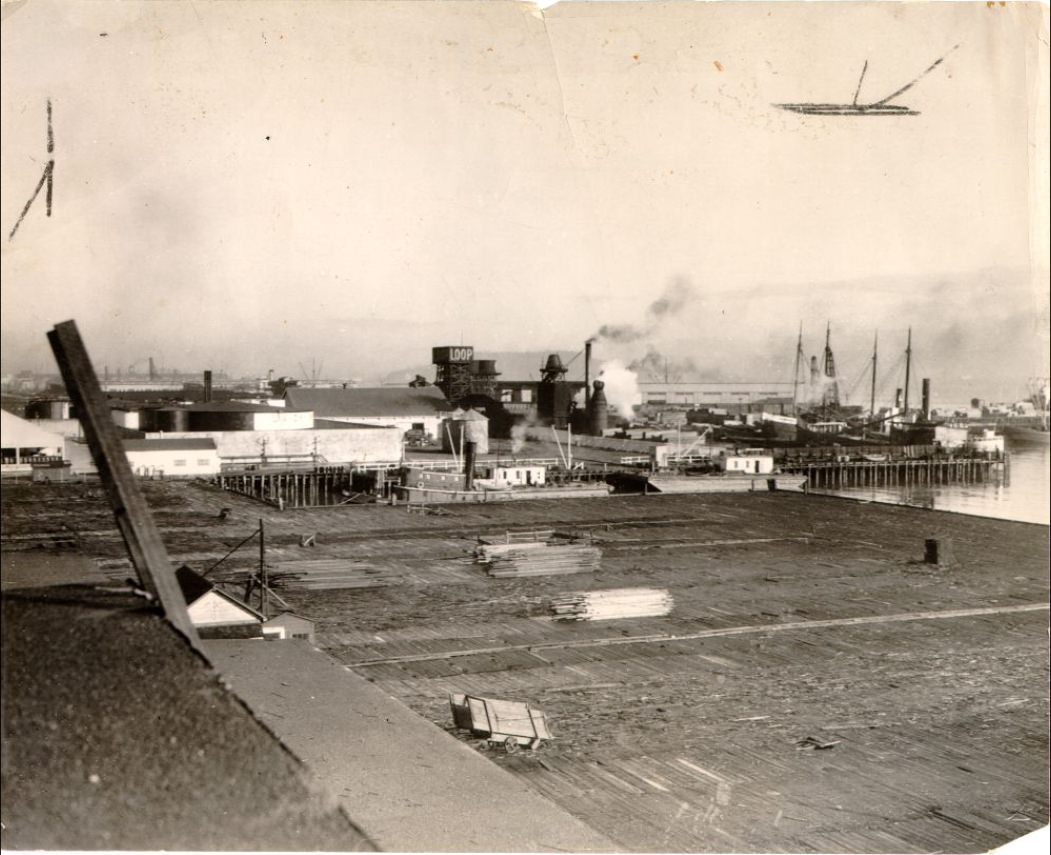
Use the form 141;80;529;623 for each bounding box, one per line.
483;465;546;488
176;565;264;639
723;454;775;475
262;612;317;643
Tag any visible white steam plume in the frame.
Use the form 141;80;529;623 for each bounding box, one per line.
597;360;642;420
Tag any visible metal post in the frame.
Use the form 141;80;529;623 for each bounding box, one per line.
47;320;198;645
259;518;268;618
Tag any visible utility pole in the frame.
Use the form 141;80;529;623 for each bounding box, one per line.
259;518;268;618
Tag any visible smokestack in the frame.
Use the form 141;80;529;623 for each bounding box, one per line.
921;378;931;420
203;370;213;403
589;380;609;436
463;440;477;490
895;388;903;409
584;340;592;411
809;355;820;384
148;356;156;381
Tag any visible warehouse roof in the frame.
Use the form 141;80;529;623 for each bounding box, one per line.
285;386;452;418
0;409;65;449
1;582;373;850
169;401;304;414
122;438;217;452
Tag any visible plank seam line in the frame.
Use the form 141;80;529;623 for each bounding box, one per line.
346;603;1049;667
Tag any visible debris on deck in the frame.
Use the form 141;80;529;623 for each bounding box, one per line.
550;587;674;621
796;736;841;751
449;693;552;753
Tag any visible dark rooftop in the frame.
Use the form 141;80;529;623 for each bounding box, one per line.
122;437;217;451
0;582;374;851
285;386;452;418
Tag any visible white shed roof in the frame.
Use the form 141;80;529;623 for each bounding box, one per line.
0;410;65;449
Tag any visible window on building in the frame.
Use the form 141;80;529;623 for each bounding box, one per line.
521;389;533;403
197;459;210;466
173;459;187;466
500;389;513;403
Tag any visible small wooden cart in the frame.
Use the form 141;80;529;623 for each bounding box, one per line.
449;693;552;753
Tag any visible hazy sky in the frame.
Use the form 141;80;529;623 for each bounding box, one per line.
2;0;1047;402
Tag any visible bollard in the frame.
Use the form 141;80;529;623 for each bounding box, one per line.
924;537;956;567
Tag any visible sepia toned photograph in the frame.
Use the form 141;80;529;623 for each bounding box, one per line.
1;1;1048;852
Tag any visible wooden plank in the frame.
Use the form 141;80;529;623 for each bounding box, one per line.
47;320;198;645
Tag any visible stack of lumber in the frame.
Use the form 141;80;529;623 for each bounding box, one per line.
273;559;396;590
550;587;674;621
475;540;600;578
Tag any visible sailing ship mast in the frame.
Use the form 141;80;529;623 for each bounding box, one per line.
869;331;879;418
902;327;912;415
792;323;804;414
822;322;840;413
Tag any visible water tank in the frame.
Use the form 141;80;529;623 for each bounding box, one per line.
25;399;70;420
441;410;490;455
187;408;255;431
148;407;190;432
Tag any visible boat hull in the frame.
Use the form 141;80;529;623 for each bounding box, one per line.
1003;425;1050;445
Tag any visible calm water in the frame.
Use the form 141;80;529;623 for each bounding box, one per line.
817;440;1050;526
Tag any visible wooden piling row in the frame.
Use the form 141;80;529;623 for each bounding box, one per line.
215;467;355;509
782;456;1007;490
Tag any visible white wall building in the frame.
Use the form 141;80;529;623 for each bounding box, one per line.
123;438;221;476
145;424;403;467
640;382;793;407
722;453;776;475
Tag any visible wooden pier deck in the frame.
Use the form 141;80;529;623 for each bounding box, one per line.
2;482;1046;852
302;493;1046;854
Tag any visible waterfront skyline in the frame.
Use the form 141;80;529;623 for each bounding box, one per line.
2;1;1047;402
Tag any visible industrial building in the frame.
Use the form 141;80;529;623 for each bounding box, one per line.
138;401;314;433
64;437;223;477
284;386;452;439
639;381;794;408
107;397;406;468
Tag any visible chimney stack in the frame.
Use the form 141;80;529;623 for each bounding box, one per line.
584;340;592;411
463;440;477;490
921;378;931;420
588;380;609;436
203;370;213;403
